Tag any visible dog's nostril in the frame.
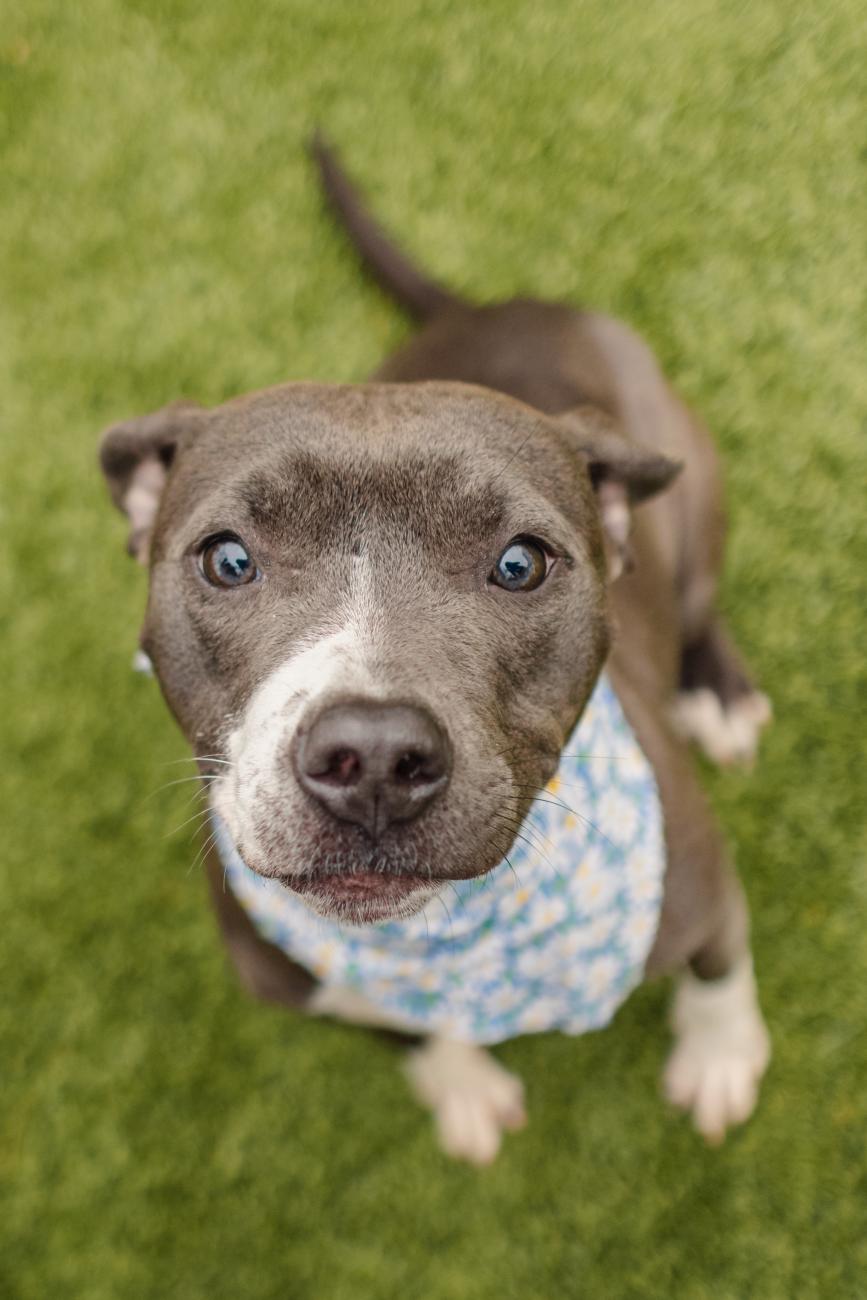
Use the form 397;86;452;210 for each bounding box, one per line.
393;749;436;785
311;747;363;787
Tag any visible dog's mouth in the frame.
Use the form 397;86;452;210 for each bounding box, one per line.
284;867;440;923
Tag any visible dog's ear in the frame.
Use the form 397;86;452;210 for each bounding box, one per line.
553;405;682;578
99;401;205;563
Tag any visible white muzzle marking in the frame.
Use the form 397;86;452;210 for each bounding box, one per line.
210;621;381;859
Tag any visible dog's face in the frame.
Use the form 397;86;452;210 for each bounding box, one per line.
101;382;676;923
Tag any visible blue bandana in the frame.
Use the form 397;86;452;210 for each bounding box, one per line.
215;674;665;1045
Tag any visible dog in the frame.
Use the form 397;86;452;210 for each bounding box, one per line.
99;136;771;1164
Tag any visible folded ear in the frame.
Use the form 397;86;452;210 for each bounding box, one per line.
552;404;682;578
99;401;205;562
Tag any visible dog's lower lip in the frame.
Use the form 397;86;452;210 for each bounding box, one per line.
286;869;429;901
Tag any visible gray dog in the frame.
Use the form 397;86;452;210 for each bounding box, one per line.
100;138;771;1164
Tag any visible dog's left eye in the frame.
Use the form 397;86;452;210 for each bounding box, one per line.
200;536;258;588
490;538;549;592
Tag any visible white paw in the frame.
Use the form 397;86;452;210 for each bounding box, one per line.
405;1038;526;1165
664;957;770;1144
671;689;772;767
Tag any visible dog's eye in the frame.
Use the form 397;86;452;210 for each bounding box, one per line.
201;536;258;588
490;538;549;592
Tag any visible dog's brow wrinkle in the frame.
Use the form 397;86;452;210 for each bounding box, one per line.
238;452;507;548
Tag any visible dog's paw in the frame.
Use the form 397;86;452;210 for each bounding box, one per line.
664;958;770;1144
405;1037;526;1165
671;688;772;768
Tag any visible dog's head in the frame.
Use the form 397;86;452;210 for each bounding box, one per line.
101;382;677;923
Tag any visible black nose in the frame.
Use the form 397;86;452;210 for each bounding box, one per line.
293;701;451;839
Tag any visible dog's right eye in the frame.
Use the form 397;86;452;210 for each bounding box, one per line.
490;538;549;592
200;536;258;588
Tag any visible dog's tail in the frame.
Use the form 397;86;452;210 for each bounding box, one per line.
308;131;462;321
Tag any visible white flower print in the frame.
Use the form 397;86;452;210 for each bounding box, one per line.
586;953;621;999
598;787;641;846
515;942;557;980
487;981;528;1016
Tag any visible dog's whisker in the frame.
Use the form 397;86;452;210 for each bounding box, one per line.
531;797;612;849
511;819;558;864
487;813;556;869
181;784;211;810
506;809;559;856
512;787;614;849
446;881;465;914
520;818;566;883
164;805;213;840
145;774;215;803
543;772;627;785
188;826;221;878
434;891;454;938
503;853;523;892
490;820;562;881
487;802;556;852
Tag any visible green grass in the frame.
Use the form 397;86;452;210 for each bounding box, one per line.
2;2;866;1296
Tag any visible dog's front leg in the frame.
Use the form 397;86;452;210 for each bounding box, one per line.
665;957;770;1145
404;1037;527;1165
616;668;772;1146
663;873;771;1145
310;986;527;1164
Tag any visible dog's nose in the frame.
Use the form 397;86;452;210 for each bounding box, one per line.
293;701;451;839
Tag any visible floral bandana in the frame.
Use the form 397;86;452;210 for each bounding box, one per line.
214;674;665;1046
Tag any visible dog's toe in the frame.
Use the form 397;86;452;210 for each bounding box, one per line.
664;958;770;1143
671;689;772;768
437;1092;505;1165
665;1042;764;1144
405;1037;526;1165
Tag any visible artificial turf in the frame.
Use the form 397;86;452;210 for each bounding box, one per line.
2;2;866;1296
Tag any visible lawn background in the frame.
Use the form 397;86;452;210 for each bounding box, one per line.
2;2;866;1296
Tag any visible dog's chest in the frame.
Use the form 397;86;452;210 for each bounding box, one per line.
216;675;665;1045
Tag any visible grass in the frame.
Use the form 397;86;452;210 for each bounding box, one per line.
2;1;866;1296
